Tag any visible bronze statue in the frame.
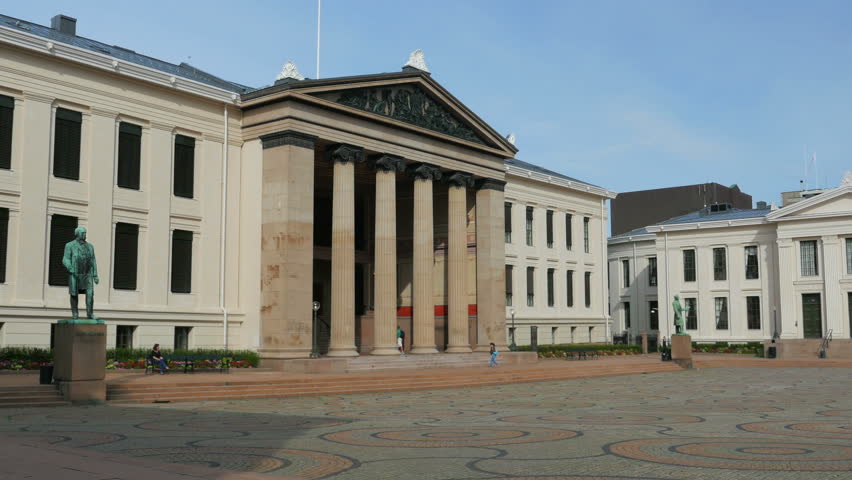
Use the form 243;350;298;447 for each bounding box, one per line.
61;227;102;324
672;294;688;335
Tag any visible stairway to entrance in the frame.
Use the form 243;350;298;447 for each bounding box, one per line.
776;338;852;360
346;352;491;372
0;385;69;408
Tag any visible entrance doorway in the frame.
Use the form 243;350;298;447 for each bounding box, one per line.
649;300;659;330
802;293;822;338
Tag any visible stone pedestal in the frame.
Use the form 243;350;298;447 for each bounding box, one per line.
640;332;648;354
53;323;106;404
670;334;693;369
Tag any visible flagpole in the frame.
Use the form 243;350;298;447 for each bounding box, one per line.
316;0;321;79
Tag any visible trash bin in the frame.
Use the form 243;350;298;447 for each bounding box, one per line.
767;346;776;359
39;365;54;385
530;326;538;352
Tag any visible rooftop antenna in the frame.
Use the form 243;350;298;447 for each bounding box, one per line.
316;0;321;79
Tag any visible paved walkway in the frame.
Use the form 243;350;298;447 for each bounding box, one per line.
2;362;851;479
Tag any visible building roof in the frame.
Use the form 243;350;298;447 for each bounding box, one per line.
504;158;602;189
654;206;771;226
0;13;252;93
609;226;651;239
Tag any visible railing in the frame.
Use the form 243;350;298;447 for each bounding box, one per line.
818;329;833;359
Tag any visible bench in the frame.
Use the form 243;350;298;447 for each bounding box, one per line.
144;355;231;374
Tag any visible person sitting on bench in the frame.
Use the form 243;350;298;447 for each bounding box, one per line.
151;344;168;375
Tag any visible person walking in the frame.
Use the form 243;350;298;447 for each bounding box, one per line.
489;342;499;367
397;326;406;356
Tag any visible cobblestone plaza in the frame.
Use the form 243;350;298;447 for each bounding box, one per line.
2;366;851;479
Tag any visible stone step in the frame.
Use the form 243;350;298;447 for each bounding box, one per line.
0;394;64;403
0;401;71;408
0;384;67;408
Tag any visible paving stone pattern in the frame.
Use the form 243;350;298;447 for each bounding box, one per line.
2;367;851;479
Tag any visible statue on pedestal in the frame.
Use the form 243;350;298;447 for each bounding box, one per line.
60;227;102;324
672;294;689;335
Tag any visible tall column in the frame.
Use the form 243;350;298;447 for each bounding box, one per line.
327;144;363;357
822;235;844;337
776;238;797;338
371;154;405;355
475;179;508;351
446;172;474;353
258;131;317;366
411;164;441;354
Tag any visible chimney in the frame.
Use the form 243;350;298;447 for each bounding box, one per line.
51;14;77;36
756;201;767;209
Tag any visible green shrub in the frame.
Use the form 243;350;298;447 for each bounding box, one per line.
0;347;260;370
518;344;642;357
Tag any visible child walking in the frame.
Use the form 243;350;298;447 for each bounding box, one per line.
489;342;499;367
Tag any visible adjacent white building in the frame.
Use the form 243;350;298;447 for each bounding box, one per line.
608;174;852;343
504;159;616;346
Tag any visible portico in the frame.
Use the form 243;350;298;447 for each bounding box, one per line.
241;67;516;367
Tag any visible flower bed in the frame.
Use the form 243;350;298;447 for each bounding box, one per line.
0;347;260;370
517;344;643;359
690;342;762;355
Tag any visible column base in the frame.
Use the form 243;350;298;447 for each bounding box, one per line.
57;379;105;405
370;346;401;355
326;348;360;358
410;346;439;354
472;345;491;352
445;345;472;353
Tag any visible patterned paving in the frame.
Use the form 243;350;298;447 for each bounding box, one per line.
2;367;851;479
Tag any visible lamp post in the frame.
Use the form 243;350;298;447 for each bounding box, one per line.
310;301;321;359
509;308;517;351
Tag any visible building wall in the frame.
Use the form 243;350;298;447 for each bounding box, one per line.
607;236;657;339
0;43;246;349
504;174;611;345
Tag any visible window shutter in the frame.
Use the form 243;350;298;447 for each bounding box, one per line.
48;215;78;286
0;95;14;169
117;123;142;190
171;229;193;293
53;108;82;180
0;208;8;283
113;223;139;290
173;135;195;198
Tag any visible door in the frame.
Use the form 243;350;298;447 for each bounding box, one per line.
802;293;822;338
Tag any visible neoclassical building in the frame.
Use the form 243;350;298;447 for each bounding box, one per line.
1;13;622;365
608;175;852;344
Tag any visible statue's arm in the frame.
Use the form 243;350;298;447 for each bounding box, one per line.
62;243;73;273
90;244;99;283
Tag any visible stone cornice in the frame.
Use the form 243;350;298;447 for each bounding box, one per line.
411;163;442;181
259;130;318;150
328;144;364;164
446;171;475;188
371;154;406;172
476;178;506;192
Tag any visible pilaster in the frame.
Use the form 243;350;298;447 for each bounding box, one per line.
475;178;507;351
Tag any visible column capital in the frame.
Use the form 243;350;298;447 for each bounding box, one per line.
445;171;475;188
328;144;364;164
260;130;318;150
410;163;442;181
475;178;506;192
370;154;406;172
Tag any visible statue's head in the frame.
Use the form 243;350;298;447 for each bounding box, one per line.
673;294;680;300
74;227;87;241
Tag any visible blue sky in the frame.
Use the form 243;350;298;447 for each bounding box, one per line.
6;1;851;206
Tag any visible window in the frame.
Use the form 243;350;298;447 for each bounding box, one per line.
848;293;851;338
713;247;727;281
117;122;142;189
800;240;818;277
53;108;82;180
622;259;630;288
546;268;555;307
623;302;631;328
714;297;728;329
566;270;574;307
546;210;554;248
113;223;139;290
747;296;761;329
745;245;759;279
685;298;697;330
565;213;573;250
171;230;193;293
648;257;658;286
683;249;696;282
583;217;590;253
174;327;191;350
584;272;591;307
525;207;533;246
649;300;659;330
0;94;13;169
173;134;195;198
48;215;78;286
504;202;512;243
0;208;7;283
846;238;852;275
116;325;135;349
526;266;534;306
505;265;513;306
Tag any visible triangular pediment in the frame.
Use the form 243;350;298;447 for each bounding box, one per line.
769;184;852;221
791;191;852;217
300;75;515;153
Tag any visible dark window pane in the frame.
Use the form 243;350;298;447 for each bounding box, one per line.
174;326;191;350
171;229;193;293
53;108;82;180
648;257;658;286
525;207;533;246
713;247;726;281
505;265;513;306
0;95;13;169
526;266;534;306
116;325;135;349
117;122;142;189
584;272;591;307
0;208;8;283
583;217;590;253
504;202;512;243
547;268;554;306
565;213;572;250
745;246;759;279
622;259;630;287
649;300;659;330
566;270;574;307
113;223;139;290
173;135;195;198
683;249;696;282
685;298;698;330
624;301;631;328
48;215;78;286
801;240;818;276
747;296;761;329
715;297;728;329
546;210;553;248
